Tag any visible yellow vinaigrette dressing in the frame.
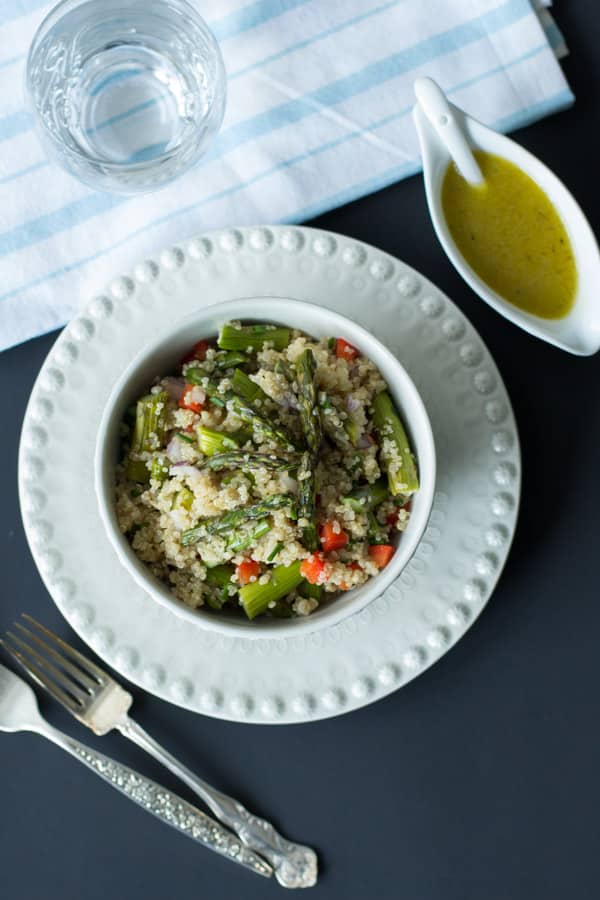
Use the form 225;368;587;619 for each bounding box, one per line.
441;151;577;319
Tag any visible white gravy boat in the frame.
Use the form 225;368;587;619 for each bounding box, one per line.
413;77;600;356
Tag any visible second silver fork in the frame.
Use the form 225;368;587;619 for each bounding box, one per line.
3;616;317;889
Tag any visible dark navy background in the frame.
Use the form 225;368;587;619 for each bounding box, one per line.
1;4;599;898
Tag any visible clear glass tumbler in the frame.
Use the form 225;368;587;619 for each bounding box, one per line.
26;0;227;193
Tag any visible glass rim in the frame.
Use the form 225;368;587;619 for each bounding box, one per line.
25;0;226;174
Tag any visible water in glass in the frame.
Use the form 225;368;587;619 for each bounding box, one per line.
27;0;226;193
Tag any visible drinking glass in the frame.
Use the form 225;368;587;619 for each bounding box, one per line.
26;0;227;193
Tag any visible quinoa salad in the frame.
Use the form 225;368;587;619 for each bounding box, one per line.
116;322;419;621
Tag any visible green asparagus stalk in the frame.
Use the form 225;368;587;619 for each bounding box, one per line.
213;351;247;369
197;450;299;473
274;358;295;383
206;563;235;588
296;349;322;452
299;580;323;601
229;426;253;445
240;560;303;620
297;451;318;552
171;486;194;511
179;366;205;385
227;521;272;553
218;323;291;352
205;563;236;609
181;494;295;545
127;459;150;483
127;391;168;482
183;371;227;407
344;416;359;446
319;393;351;450
269;600;294;618
372;392;419;495
367;510;388;544
232;368;269;404
228;395;296;451
196;425;239;457
267;542;284;562
341;478;389;512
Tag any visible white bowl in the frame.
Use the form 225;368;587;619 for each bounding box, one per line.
95;297;436;639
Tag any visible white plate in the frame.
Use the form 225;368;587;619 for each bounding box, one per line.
18;226;520;724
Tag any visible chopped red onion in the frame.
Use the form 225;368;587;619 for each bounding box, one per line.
162;376;185;402
279;392;299;411
166;437;188;463
346;395;360;412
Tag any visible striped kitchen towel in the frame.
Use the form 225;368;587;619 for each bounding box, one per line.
0;0;573;351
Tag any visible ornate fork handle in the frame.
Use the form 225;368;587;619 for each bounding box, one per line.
37;722;271;879
118;715;318;888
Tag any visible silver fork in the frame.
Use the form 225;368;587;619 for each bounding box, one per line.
0;662;271;879
3;616;317;890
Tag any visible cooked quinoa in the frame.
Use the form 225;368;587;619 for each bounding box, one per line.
115;322;419;620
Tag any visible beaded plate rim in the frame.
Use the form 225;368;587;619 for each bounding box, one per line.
18;225;521;724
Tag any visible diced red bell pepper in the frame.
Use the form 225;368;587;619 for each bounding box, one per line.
181;339;210;365
236;559;260;585
335;338;359;361
179;384;204;414
319;521;349;553
347;561;362;571
300;553;327;585
368;544;395;569
387;509;399;527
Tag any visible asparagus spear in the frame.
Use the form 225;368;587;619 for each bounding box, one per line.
319;393;351;450
218;323;291;352
227;521;271;553
181;494;295;545
205;564;236;609
232;368;269;404
206;563;235;588
183;371;227;407
213;351;247;370
196;425;239;457
296;349;321;452
269;600;294;618
228;395;296;451
197;450;299;473
299;580;323;601
274;358;295;383
267;542;284;562
240;560;303;620
297;451;318;552
127;391;168;482
367;510;388;544
171;487;194;511
344;416;359;446
372;392;419;495
150;456;169;485
341;478;389;512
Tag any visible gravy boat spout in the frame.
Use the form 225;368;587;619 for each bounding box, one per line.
413;81;600;357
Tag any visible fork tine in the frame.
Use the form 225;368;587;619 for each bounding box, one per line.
1;637;83;714
5;631;90;706
21;615;110;684
13;622;99;691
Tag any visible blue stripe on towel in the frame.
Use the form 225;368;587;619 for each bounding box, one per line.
0;75;572;303
0;0;533;255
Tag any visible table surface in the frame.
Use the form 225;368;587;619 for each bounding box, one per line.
2;5;599;899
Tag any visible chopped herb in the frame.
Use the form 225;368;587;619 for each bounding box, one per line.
267;542;284;562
